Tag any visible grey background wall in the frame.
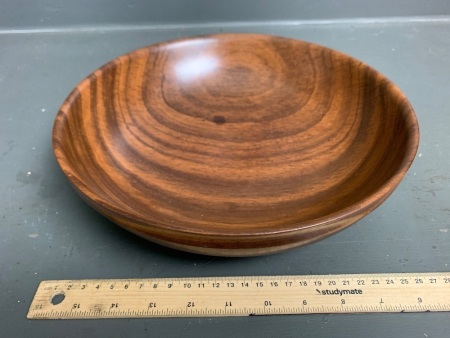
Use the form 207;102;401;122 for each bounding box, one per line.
2;0;450;29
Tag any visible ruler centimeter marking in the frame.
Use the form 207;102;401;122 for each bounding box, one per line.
27;273;450;319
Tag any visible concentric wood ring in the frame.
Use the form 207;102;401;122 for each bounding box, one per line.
53;34;419;256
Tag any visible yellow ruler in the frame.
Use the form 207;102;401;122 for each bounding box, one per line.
27;273;450;319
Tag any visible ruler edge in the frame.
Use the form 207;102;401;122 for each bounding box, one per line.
28;272;450;319
29;271;450;284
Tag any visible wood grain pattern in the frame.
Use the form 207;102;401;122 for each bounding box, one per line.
52;34;419;256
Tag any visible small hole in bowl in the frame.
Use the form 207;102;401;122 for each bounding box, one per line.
51;292;65;305
213;115;226;125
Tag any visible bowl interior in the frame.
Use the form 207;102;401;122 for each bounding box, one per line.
53;34;418;235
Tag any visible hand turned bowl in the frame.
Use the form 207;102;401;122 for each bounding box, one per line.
53;34;419;256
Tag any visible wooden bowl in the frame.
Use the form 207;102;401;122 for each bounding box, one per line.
53;34;419;256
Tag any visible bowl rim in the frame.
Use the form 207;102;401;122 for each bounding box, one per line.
52;33;420;238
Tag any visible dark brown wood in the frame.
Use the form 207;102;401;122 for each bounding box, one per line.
52;34;419;256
